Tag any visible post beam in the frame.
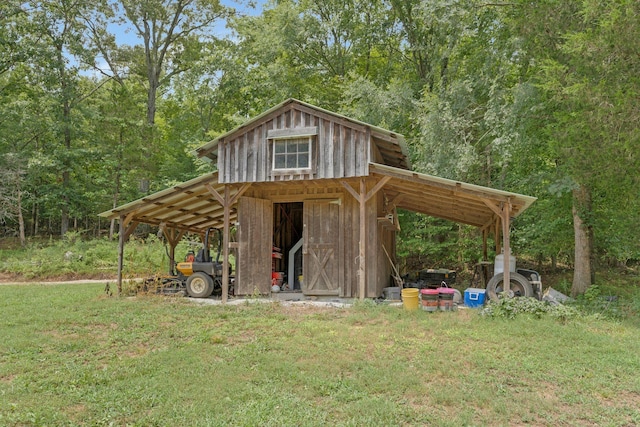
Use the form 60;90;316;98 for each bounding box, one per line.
117;215;139;296
340;177;390;299
502;199;512;292
205;183;250;303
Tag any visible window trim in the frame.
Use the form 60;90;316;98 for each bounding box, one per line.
271;136;313;171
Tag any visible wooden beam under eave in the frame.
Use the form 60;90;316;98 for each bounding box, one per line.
369;167;505;201
106;173;218;219
365;176;391;202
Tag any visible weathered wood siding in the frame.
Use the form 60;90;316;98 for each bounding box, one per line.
234;180;395;298
218;106;371;184
236;196;273;295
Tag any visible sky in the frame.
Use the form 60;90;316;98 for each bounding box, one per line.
109;0;265;47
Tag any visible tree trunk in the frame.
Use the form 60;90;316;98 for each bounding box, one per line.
109;128;124;240
31;202;38;236
17;185;25;247
146;81;157;125
571;184;594;296
61;172;70;236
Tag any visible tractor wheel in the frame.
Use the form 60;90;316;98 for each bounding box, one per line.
486;272;533;302
186;272;214;298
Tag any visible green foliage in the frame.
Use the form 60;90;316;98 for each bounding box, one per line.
0;233;193;279
396;211;482;272
482;283;640;323
481;297;581;322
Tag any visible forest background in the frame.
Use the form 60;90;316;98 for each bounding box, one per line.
0;0;638;295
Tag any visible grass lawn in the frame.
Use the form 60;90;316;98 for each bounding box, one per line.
1;284;639;426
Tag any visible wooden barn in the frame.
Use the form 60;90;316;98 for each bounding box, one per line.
100;99;536;301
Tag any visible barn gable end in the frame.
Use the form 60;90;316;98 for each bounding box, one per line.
194;99;410;184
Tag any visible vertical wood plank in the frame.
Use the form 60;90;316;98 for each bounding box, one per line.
359;178;366;299
337;122;344;178
238;133;246;182
217;141;224;182
318;119;326;179
325;117;334;179
348;128;356;177
222;186;231;303
316;117;324;179
262;120;272;182
247;128;256;182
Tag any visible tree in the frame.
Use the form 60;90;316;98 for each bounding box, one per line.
106;0;229;126
0;154;26;245
505;0;640;294
25;0;101;235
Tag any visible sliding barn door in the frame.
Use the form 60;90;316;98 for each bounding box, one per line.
236;196;273;295
303;200;342;295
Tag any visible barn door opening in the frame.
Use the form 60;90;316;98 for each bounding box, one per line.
303;199;342;296
273;202;303;291
236;196;273;295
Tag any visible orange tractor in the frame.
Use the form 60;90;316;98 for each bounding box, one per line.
150;228;230;298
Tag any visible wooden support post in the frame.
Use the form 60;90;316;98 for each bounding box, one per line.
495;217;501;254
502;199;512;293
163;227;184;275
117;215;125;296
481;197;513;293
221;186;231;303
116;215;139;296
340;176;391;299
206;183;250;303
482;228;488;262
358;178;366;300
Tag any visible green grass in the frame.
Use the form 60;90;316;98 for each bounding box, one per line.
1;284;639;426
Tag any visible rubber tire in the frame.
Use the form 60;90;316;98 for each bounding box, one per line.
486;272;533;302
186;272;214;298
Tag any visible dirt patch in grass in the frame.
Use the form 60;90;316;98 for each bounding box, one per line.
279;303;350;318
0;374;17;384
0;271;117;284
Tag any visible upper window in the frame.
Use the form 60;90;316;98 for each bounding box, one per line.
273;137;311;170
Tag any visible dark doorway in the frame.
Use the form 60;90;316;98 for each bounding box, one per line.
273;202;303;290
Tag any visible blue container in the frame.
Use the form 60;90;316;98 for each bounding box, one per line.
464;288;486;308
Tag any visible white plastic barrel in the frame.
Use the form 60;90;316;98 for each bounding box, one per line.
494;253;516;275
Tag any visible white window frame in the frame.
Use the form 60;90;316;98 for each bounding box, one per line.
268;126;317;173
272;136;313;171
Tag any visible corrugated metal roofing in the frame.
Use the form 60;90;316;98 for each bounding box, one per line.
99;163;536;232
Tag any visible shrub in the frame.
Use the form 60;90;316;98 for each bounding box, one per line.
481;296;581;321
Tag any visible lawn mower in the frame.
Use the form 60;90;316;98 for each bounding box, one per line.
145;227;231;298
